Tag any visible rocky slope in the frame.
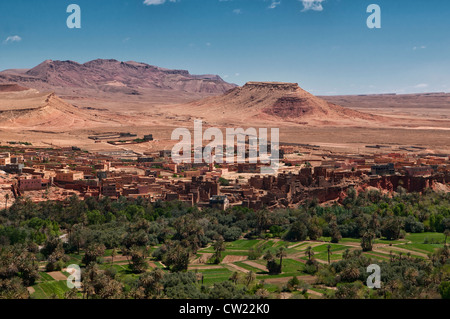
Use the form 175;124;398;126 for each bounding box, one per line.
0;59;236;96
0;91;107;131
171;82;381;126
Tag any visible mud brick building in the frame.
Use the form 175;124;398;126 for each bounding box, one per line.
18;176;47;191
371;163;395;176
210;195;229;210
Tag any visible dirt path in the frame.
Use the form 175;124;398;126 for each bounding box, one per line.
103;255;128;263
317;284;337;291
313;258;328;264
263;275;317;285
192;253;213;264
396;245;431;255
188;265;224;270
224;263;250;274
307;289;323;297
148;261;158;268
292;258;306;264
279;292;292;299
365;252;390;260
222;255;247;264
242;260;268;272
374;246;429;258
287;242;308;249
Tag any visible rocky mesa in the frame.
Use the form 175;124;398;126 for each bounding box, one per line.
171;81;382;126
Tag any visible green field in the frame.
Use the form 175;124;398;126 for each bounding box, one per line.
29;232;446;298
405;232;445;244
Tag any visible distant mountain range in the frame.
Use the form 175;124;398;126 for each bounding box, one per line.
0;59;236;96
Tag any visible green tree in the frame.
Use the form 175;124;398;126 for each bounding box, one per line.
381;216;403;241
284;221;308;241
229;271;240;285
110;248;117;265
163;242;191;272
219;177;230;186
329;219;342;243
245;271;256;287
308;216;323;241
327;244;333;265
361;230;376;252
305;246;315;261
438;281;450;299
444;229;450;245
82;243;106;266
213;239;226;264
129;246;149;273
264;250;280;274
287;276;300;291
276;247;287;272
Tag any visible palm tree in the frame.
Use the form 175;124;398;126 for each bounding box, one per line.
245;271;256;287
229;272;240;285
276;247;287;272
343;249;350;260
361;230;375;252
263;250;274;262
327;245;332;265
444;229;450;245
213;239;226;264
4;193;9;211
111;248;117;264
305;246;314;261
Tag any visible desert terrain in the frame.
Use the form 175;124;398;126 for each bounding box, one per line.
0;59;449;157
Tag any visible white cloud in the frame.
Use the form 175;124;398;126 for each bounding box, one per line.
300;0;325;12
269;1;281;9
414;83;429;88
413;45;426;51
143;0;177;5
233;9;242;14
3;35;22;44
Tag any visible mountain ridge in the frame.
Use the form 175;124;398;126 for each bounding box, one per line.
0;59;236;95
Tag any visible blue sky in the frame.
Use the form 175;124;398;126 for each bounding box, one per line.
0;0;449;95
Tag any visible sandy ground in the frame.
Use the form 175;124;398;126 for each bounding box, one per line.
221;255;248;264
242;260;268;271
0;87;449;156
224;263;251;274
